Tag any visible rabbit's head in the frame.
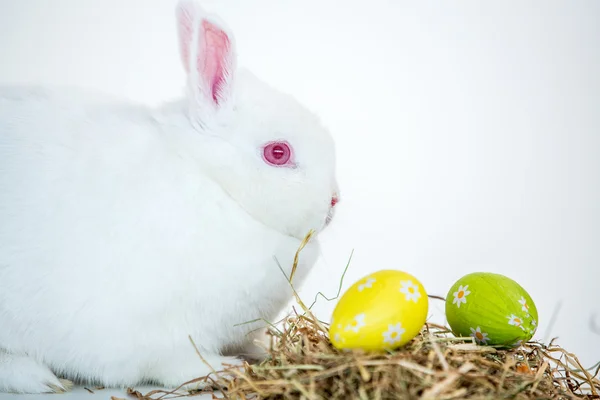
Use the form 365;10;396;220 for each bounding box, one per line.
174;0;339;240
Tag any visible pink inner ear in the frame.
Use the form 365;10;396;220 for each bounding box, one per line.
176;3;232;106
198;20;230;104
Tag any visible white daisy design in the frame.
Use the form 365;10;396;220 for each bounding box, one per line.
358;277;376;292
469;326;490;345
518;296;530;314
334;333;343;343
382;322;406;346
507;314;525;330
399;280;421;303
452;285;471;308
345;313;366;333
527;319;538;335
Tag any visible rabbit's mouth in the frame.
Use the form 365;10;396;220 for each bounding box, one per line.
325;213;333;226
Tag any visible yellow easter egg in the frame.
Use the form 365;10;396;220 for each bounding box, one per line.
329;269;428;351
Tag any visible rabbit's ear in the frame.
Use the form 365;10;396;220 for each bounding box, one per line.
176;0;236;115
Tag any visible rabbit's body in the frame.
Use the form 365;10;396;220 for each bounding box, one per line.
0;0;338;393
0;84;319;390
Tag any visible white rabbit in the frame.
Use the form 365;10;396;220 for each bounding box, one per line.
0;0;339;394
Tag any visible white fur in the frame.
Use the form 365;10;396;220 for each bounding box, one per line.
0;1;338;393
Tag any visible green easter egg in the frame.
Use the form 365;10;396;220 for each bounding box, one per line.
445;272;538;347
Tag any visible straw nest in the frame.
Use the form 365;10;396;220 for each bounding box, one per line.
126;233;599;400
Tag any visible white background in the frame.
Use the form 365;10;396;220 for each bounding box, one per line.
1;0;599;397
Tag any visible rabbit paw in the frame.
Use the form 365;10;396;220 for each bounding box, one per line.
0;351;73;394
225;337;270;364
151;353;245;392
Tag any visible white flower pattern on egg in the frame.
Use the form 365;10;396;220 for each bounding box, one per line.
357;277;376;292
452;285;471;308
526;319;537;335
507;314;525;330
345;313;366;333
399;280;421;303
469;326;490;345
518;296;530;314
382;323;406;346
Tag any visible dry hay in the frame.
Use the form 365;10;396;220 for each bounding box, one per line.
128;233;600;400
219;317;599;399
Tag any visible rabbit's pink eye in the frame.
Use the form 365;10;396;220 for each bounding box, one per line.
263;141;293;166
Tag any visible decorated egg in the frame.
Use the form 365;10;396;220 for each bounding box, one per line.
329;269;428;351
445;272;538;347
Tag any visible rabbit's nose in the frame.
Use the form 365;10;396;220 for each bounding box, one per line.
331;195;339;208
